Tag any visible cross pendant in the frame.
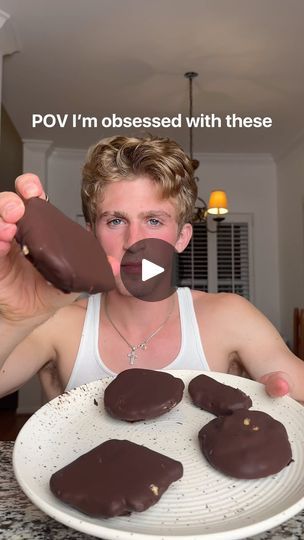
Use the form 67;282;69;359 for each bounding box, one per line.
128;347;137;365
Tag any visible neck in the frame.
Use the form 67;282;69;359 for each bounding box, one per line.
103;289;177;335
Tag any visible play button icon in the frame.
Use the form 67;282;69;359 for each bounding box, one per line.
120;238;178;301
142;259;164;282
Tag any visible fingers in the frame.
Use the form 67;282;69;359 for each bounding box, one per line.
0;173;46;225
0;193;24;257
0;193;24;223
259;371;292;398
0;225;18;256
15;173;46;201
0;174;46;257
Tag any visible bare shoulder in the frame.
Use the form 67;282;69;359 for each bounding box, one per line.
32;296;88;342
52;296;87;320
191;288;282;351
190;289;263;343
52;296;88;321
191;289;251;317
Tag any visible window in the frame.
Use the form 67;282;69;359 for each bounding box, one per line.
177;214;253;301
178;222;208;291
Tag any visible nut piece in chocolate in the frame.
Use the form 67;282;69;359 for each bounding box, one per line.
104;368;185;421
50;439;183;517
188;373;252;416
16;197;115;293
198;409;293;479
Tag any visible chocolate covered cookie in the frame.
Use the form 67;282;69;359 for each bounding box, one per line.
104;368;184;421
188;374;252;416
198;409;293;479
50;439;183;517
16;197;115;293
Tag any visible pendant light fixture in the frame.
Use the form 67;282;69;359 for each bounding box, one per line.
185;72;229;226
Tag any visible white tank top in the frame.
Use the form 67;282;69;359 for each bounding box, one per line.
65;287;210;391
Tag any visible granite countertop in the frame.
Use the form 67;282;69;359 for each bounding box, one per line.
1;441;304;540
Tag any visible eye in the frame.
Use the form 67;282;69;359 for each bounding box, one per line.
148;218;162;226
107;218;124;226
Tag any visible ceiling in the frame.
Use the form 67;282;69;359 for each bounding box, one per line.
1;0;304;157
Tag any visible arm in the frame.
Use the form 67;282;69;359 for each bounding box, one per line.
223;294;304;401
0;174;118;375
0;174;80;372
0;319;57;398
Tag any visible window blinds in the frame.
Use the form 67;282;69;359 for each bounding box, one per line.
217;222;250;299
177;220;251;300
178;222;208;291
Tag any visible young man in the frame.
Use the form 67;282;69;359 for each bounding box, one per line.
0;135;303;402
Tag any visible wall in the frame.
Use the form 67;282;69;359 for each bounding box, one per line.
47;147;86;219
0;105;23;188
197;154;280;330
0;9;19;140
277;139;304;346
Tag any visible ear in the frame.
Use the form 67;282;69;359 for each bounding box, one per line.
174;223;193;253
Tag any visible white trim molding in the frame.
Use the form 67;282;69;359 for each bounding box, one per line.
0;9;20;55
22;139;54;191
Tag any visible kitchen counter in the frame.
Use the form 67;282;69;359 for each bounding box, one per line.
1;441;303;539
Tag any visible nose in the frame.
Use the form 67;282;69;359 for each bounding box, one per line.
123;223;145;251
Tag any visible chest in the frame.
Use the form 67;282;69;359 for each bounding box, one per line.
56;292;236;388
98;315;182;373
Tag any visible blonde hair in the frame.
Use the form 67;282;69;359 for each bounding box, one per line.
81;135;197;227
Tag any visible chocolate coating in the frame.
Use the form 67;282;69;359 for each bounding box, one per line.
199;409;293;479
104;368;185;421
188;374;252;416
16;197;115;293
50;439;183;517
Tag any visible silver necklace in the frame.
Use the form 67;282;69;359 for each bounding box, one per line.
104;295;175;365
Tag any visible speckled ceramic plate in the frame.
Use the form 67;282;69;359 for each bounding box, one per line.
13;371;304;540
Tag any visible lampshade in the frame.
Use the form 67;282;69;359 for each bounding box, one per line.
207;190;228;215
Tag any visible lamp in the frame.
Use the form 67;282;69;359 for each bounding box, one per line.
185;72;228;226
207;190;228;221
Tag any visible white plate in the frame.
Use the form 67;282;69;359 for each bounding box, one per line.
13;370;304;540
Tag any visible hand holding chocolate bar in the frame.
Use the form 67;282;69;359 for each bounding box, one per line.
16;197;115;294
0;173;115;325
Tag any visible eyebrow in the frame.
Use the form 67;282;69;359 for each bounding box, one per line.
99;210;172;220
